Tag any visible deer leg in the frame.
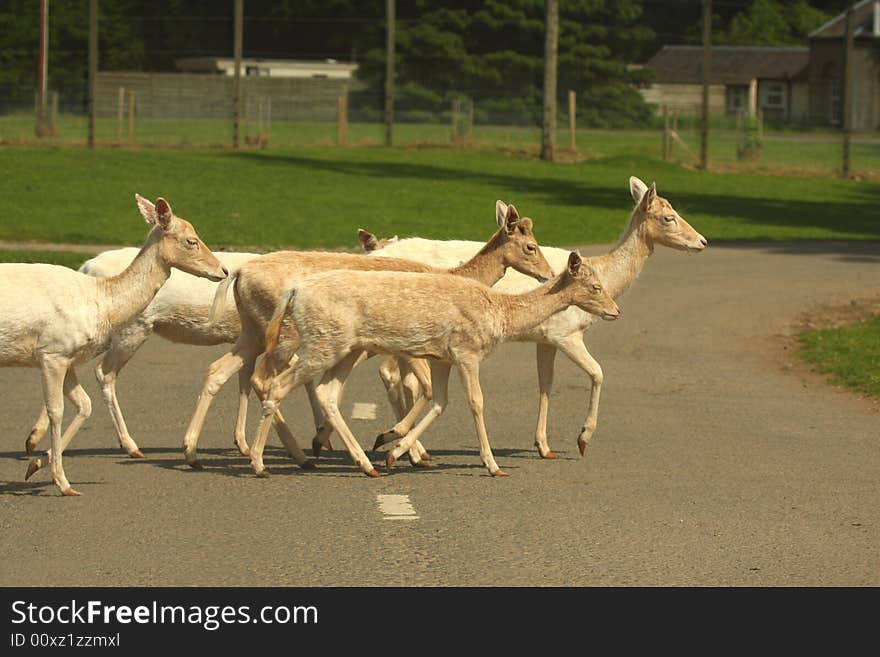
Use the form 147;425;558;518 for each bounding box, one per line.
556;334;604;457
386;362;450;469
26;357;80;496
534;342;559;459
314;353;379;477
26;368;93;483
182;341;256;468
250;353;327;477
94;326;150;457
24;407;49;455
457;356;506;476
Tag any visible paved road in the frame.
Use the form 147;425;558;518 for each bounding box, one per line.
1;242;877;586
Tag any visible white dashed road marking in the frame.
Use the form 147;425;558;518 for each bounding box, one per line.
377;494;419;521
352;402;377;420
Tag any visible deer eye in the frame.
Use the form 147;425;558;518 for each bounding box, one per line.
592;284;602;292
185;238;198;248
663;215;676;223
526;244;536;253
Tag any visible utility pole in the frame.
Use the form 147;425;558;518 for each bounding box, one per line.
35;0;49;137
87;0;97;149
233;0;243;149
842;5;854;177
385;0;395;147
700;0;712;170
541;0;559;162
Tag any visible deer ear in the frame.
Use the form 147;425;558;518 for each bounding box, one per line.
154;197;173;229
567;250;582;276
504;204;521;234
357;228;379;252
629;176;648;204
135;194;158;225
638;182;657;212
517;217;533;233
495;200;509;228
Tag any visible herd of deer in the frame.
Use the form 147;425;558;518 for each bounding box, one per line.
0;177;707;496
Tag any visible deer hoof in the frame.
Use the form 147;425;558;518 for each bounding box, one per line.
256;468;271;479
25;436;37;455
385;454;396;471
577;440;588;457
130;449;146;459
311;436;323;458
542;451;559;460
372;430;400;451
300;458;317;471
25;458;42;481
411;459;433;469
366;468;380;478
187;460;204;470
237;445;251;457
62;487;83;497
491;469;510;477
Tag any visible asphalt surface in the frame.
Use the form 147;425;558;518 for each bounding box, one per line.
1;241;877;586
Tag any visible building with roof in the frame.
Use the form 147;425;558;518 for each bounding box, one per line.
638;1;880;130
806;0;879;129
638;45;809;122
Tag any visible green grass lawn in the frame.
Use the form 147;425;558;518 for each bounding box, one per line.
800;317;880;399
0;249;94;269
2;114;879;176
0;145;877;250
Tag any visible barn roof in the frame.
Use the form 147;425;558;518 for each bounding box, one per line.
809;0;879;39
642;45;810;85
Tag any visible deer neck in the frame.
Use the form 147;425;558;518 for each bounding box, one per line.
497;277;572;339
98;233;171;332
592;212;653;299
448;234;507;286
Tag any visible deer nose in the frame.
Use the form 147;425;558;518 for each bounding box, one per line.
700;237;708;248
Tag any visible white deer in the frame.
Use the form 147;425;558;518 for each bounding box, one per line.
181;202;553;468
368;177;707;460
0;196;227;495
248;251;620;478
23;247;257;459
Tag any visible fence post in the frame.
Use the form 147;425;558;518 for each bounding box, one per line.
127;91;135;145
337;91;348;146
757;108;763;138
266;96;271;147
257;96;264;145
50;91;58;134
663;104;670;161
568;89;576;151
117;86;125;145
451;98;459;142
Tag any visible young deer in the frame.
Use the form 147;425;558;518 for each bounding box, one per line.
249;251;619;478
369;177;707;459
0;196;227;495
181;202;553;468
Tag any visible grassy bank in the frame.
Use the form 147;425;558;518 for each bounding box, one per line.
0;146;877;250
800;317;880;399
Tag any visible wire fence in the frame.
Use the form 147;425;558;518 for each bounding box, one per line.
2;78;879;179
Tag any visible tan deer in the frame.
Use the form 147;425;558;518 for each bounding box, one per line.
181;202;553;468
249;251;620;478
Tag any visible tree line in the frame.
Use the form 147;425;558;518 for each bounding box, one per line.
0;1;847;126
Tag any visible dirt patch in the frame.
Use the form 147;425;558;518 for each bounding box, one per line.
775;294;880;412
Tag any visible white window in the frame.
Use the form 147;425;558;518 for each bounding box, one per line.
765;83;784;108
